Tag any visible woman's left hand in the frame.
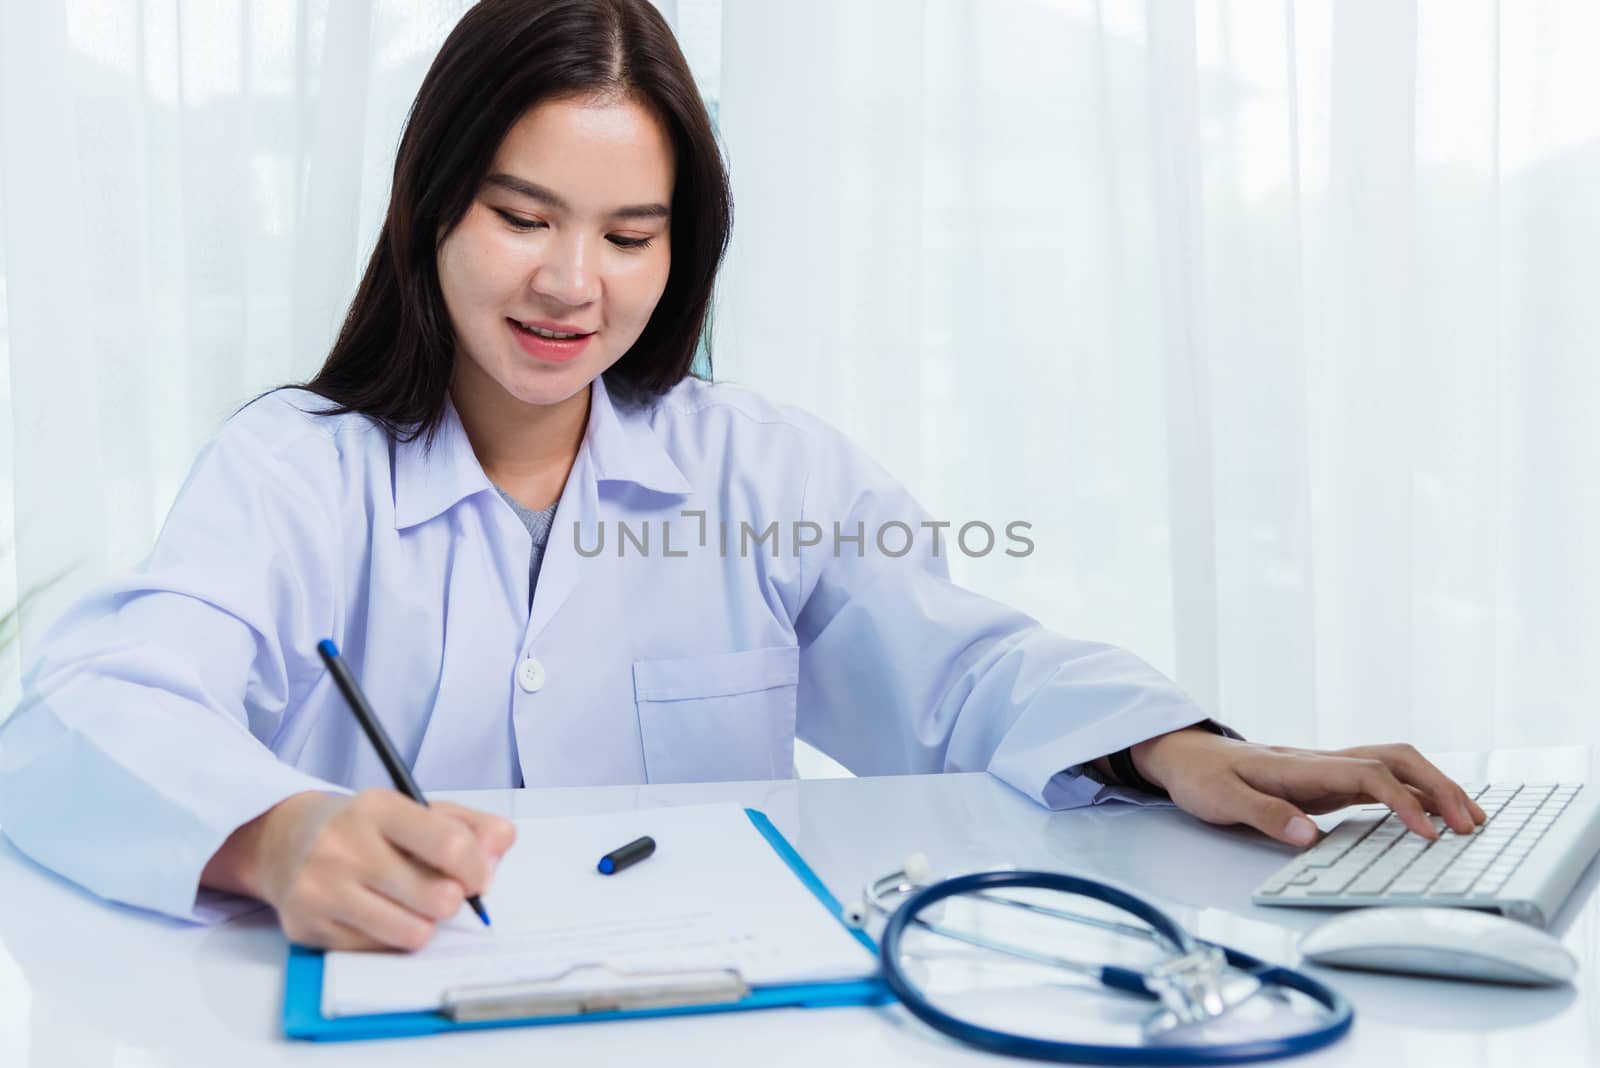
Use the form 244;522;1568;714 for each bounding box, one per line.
1131;728;1488;847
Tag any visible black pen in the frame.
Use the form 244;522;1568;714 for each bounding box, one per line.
317;639;491;927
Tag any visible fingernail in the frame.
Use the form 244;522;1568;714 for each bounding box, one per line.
1285;816;1318;845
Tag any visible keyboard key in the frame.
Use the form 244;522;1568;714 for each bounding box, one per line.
1386;839;1428;860
1297;823;1371;868
1256;872;1298;894
1303;870;1358;895
1348;858;1412;894
1348;875;1394;894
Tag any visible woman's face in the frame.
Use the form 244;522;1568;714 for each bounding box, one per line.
438;95;675;410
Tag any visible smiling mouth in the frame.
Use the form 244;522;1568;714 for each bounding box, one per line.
509;319;595;340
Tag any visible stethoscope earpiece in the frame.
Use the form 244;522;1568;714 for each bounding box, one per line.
845;852;936;929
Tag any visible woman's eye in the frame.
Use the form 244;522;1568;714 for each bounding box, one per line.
493;209;653;251
494;210;543;231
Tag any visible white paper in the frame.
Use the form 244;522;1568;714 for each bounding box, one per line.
321;803;877;1017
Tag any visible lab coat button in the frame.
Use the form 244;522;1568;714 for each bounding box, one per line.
516;657;546;693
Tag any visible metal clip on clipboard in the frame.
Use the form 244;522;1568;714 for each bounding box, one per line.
441;964;753;1023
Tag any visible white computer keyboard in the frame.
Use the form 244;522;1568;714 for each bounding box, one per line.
1252;782;1600;927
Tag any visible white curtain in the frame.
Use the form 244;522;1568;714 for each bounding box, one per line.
1;0;1596;756
717;0;1600;755
0;0;481;710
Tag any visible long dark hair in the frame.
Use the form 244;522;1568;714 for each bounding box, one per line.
301;0;731;446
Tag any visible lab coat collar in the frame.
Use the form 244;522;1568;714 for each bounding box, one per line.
392;374;692;530
584;373;695;497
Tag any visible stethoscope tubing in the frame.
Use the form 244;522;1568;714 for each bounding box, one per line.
877;870;1354;1065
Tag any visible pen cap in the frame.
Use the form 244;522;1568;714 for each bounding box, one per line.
598;835;657;874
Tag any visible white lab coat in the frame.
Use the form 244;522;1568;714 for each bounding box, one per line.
0;374;1209;920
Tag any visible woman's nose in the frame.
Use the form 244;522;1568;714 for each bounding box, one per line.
532;235;598;307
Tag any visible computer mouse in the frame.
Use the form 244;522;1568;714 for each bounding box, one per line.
1298;906;1577;986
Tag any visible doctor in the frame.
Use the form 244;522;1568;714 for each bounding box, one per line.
0;0;1483;953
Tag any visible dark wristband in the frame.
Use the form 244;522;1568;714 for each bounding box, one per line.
1106;719;1237;797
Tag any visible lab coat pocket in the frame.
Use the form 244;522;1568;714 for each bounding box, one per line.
632;645;800;784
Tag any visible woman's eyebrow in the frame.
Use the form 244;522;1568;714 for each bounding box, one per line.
483;172;670;220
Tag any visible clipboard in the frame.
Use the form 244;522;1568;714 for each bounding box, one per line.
282;808;891;1040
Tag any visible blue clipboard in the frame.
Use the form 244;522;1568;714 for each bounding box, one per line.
282;807;892;1040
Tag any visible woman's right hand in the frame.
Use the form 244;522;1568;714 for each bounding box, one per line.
203;788;516;951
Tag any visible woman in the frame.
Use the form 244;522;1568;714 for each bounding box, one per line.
0;0;1483;952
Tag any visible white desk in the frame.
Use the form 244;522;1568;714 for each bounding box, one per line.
3;748;1598;1067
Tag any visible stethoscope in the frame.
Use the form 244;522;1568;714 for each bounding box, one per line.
844;855;1353;1065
